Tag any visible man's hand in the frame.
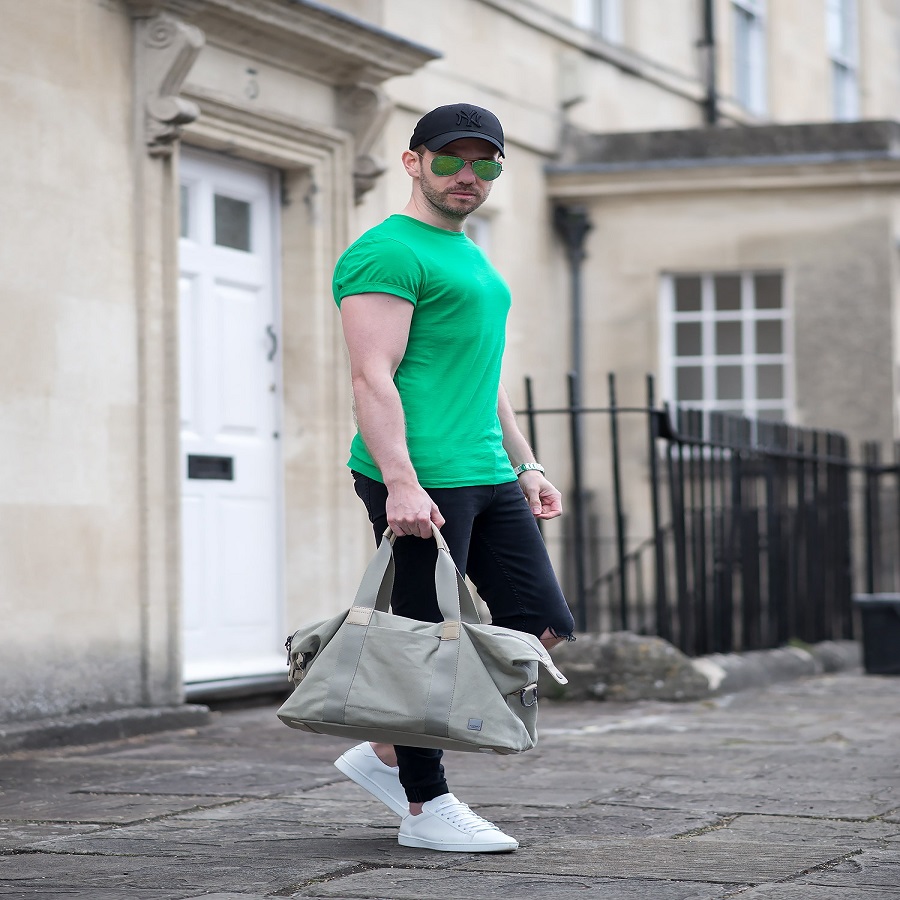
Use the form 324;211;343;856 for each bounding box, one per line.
386;482;445;537
517;471;563;520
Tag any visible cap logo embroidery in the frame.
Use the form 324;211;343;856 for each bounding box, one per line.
456;109;483;128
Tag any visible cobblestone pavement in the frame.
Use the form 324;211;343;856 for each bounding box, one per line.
1;671;898;899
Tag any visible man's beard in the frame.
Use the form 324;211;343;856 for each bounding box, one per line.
419;172;488;220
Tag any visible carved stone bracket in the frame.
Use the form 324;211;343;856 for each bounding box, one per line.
337;84;392;204
133;12;205;157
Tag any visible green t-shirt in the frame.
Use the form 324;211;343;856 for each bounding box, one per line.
332;215;516;488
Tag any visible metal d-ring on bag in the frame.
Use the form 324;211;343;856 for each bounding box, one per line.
277;524;568;754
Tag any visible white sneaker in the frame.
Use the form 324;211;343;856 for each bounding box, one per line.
398;793;518;853
334;742;407;817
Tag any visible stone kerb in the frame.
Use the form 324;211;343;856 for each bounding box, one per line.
542;631;862;702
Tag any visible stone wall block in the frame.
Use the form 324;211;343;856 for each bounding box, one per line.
542;631;714;702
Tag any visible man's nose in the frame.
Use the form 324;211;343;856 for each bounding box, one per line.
455;162;477;182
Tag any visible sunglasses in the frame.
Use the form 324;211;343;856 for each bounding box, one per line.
425;153;503;181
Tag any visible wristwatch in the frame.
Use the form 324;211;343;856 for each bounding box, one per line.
513;463;545;476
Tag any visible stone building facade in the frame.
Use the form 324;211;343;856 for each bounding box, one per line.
2;0;899;724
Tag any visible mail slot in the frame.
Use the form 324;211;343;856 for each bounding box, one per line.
187;454;234;481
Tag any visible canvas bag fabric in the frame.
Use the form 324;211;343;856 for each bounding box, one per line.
277;525;568;754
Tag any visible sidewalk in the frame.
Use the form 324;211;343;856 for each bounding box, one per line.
1;670;898;900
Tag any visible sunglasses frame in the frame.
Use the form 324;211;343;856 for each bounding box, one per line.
422;153;503;181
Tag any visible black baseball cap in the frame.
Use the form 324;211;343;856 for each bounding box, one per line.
409;103;505;156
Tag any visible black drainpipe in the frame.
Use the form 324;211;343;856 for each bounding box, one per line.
553;204;593;631
553;205;592;404
701;0;719;125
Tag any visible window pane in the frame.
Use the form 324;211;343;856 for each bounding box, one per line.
754;274;782;309
757;364;784;399
716;365;742;400
734;7;752;107
674;276;701;312
833;62;859;120
826;0;843;54
758;407;785;422
827;0;855;58
676;322;702;356
676;366;703;401
716;321;742;355
214;195;252;251
573;0;605;31
756;319;783;354
714;275;741;310
179;185;189;239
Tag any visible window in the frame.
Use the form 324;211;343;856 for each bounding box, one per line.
661;272;790;423
213;194;252;252
464;215;492;255
827;0;859;120
573;0;622;42
732;0;767;115
179;184;190;239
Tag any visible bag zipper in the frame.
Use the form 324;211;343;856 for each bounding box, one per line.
502;633;568;685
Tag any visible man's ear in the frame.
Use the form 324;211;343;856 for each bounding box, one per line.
401;149;422;178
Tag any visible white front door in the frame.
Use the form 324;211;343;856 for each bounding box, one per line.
178;150;284;685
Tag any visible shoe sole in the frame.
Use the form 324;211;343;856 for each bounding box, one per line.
398;834;518;853
334;754;408;817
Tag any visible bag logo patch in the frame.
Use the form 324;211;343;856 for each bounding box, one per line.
467;718;483;731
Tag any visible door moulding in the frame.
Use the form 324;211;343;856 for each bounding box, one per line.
130;9;205;156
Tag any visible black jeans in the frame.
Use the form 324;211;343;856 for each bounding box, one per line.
352;472;575;803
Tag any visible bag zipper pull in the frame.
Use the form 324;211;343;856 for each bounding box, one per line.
536;646;568;684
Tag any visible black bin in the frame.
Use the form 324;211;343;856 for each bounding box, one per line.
853;594;900;675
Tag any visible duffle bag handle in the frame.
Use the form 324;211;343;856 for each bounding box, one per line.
352;523;481;625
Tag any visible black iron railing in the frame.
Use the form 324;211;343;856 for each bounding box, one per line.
519;373;895;655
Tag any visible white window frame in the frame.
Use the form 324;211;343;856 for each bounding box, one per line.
827;0;860;120
732;0;767;116
573;0;622;43
659;271;793;425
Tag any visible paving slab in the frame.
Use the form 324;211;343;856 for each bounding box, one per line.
611;779;897;819
454;836;855;883
733;847;900;898
686;813;897;846
484;802;719;839
0;821;103;852
0;672;898;900
292;869;743;899
0;789;236;826
0;849;359;898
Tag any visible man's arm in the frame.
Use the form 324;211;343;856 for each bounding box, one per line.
340;293;444;537
497;385;562;520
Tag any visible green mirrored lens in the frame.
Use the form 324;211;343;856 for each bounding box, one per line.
429;155;503;180
430;156;466;176
471;160;502;180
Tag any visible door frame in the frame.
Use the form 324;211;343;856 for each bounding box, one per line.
160;99;362;702
178;145;287;694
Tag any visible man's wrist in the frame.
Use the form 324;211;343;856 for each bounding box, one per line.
513;462;544;476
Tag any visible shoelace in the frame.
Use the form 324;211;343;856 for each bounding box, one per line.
434;800;498;834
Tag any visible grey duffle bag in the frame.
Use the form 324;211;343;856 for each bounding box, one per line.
277;524;568;754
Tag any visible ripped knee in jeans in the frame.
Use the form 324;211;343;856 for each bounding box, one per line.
548;625;576;642
540;625;576;649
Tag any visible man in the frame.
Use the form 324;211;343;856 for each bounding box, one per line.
331;103;575;853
